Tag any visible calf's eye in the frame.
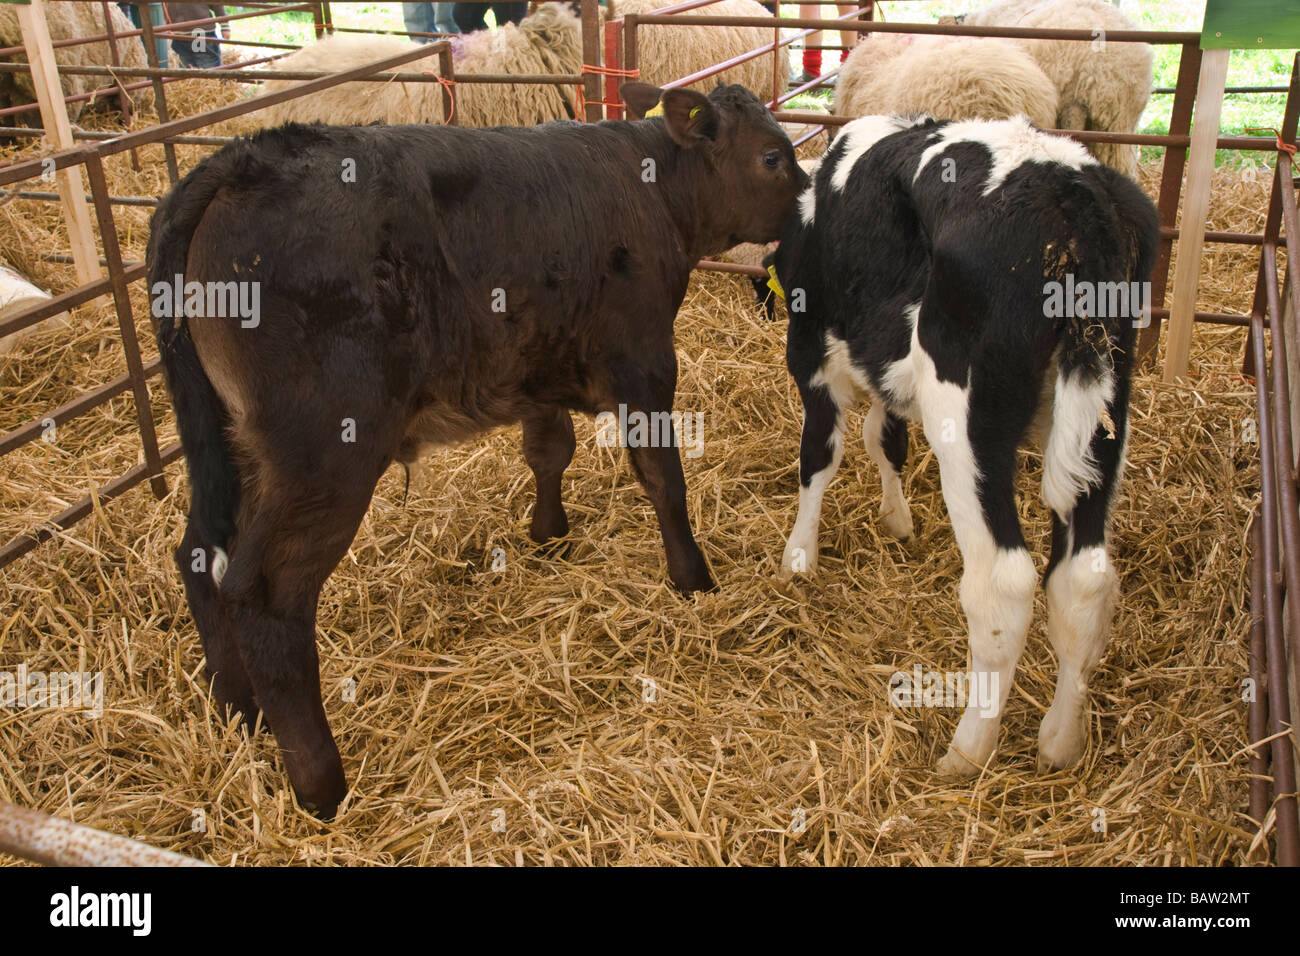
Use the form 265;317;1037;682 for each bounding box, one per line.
763;150;782;169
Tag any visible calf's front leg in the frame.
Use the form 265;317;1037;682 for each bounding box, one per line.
521;404;576;543
605;354;714;594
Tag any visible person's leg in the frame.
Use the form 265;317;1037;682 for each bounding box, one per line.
838;3;859;63
453;3;488;32
402;2;433;42
147;3;170;66
493;2;528;26
801;6;823;80
432;2;459;34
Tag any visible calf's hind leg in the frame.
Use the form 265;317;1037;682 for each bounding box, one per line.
220;465;388;819
863;401;913;540
922;367;1036;778
176;520;255;723
1037;394;1128;771
781;380;845;579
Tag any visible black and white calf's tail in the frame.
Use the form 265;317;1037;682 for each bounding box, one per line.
1035;187;1160;773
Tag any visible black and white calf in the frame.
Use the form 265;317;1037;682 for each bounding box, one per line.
771;115;1159;775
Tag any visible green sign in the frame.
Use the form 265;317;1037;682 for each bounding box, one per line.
1203;0;1300;49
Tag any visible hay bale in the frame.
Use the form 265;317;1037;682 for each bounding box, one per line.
834;33;1058;130
0;1;153;124
959;0;1153;175
612;0;787;99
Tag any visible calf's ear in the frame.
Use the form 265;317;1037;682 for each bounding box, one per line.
621;82;665;120
659;87;719;148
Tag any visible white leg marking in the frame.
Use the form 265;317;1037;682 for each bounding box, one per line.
913;354;1034;777
1042;370;1115;521
863;402;913;540
1038;543;1119;771
780;411;845;580
211;546;229;588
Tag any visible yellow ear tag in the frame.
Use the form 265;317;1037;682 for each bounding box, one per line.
766;264;785;300
645;102;665;118
689;106;701;119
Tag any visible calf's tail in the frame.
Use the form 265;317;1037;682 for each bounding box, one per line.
1041;172;1159;520
147;158;241;581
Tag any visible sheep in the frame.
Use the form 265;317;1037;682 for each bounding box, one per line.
250;2;585;130
0;1;153;124
954;0;1153;175
610;0;788;100
834;32;1059;131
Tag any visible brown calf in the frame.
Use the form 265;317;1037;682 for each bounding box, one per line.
148;83;806;816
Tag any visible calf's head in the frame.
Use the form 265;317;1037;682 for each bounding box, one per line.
623;82;808;252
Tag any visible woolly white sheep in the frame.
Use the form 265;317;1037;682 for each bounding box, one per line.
955;0;1153;175
834;32;1059;131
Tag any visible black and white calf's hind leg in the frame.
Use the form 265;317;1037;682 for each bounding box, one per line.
923;355;1039;778
1036;378;1129;771
863;402;913;541
780;382;845;578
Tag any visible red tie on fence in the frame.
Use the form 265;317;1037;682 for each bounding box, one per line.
1244;126;1298;156
422;71;457;125
578;62;640;122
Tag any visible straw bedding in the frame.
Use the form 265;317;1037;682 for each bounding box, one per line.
0;90;1282;864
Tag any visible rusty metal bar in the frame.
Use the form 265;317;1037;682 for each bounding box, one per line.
0;263;145;340
0;3;314;58
0;445;183;568
438;43;456;126
0;62;473;83
83;153;167;499
0;800;208;867
1250;299;1300;866
0;127;235;146
0;53;289;121
1249;57;1300;324
0;359;161;458
772;106;1286;153
1250;524;1271;831
1;188;158;206
138;5;178;184
581;0;601;121
95;41;452;160
629;14;1195;44
604;17;623;121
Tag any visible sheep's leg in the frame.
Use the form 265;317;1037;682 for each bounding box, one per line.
781;381;845;579
862;401;912;540
521;404;576;544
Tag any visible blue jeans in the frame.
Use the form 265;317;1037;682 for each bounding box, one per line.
403;3;459;41
172;29;222;68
